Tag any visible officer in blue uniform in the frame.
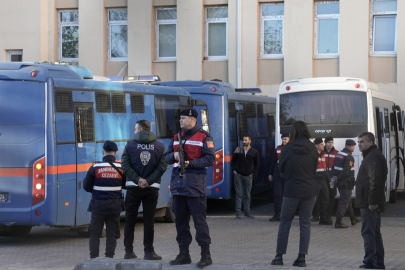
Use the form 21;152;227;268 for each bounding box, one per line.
121;120;167;260
332;139;361;228
83;140;125;259
166;108;215;268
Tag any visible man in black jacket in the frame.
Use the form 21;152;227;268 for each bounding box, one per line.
231;135;259;219
121;120;167;260
356;132;387;269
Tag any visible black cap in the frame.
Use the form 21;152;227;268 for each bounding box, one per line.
346;139;356;146
103;140;118;151
314;138;323;144
281;133;290;138
180;108;198;118
325;137;334;143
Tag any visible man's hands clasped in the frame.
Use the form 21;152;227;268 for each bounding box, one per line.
138;178;149;189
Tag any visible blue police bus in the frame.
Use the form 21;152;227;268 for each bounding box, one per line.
0;62;190;236
153;80;276;199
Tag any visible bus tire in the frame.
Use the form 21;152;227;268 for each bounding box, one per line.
163;196;175;223
8;225;32;236
389;189;397;203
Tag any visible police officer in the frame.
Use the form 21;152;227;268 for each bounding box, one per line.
166;108;215;268
83;140;125;259
332;139;361;228
311;138;331;225
323;137;339;223
268;133;289;222
121;120;167;260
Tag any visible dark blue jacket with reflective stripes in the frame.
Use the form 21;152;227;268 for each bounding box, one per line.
331;148;355;190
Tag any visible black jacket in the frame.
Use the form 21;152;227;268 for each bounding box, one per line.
332;148;355;190
355;145;387;210
231;146;259;176
279;138;318;198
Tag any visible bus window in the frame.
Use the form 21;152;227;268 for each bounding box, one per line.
111;93;126;113
375;107;383;151
55;90;73;112
200;109;209;132
155;95;180;138
257;104;264;118
130;94;145;113
75;104;94;143
96;92;111;113
267;114;275;138
384;108;390;135
245;102;256;117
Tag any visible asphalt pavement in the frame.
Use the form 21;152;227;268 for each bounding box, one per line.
1;196;405;270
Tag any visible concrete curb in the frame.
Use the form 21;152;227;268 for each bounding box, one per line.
73;258;375;270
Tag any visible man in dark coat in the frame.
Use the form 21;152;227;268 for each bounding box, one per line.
166;108;215;268
356;132;387;269
121;120;167;260
232;135;259;219
83;140;125;259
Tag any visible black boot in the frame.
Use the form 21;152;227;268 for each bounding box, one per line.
169;244;192;265
293;254;306;267
326;214;333;224
335;219;348;229
350;216;361;226
196;245;212;268
311;216;319;222
319;216;333;225
271;254;283;265
269;211;280;222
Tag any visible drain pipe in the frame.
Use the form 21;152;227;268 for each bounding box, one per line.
236;0;242;88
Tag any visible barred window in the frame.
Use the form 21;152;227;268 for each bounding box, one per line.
239;112;248;137
228;102;236;117
245;103;256;117
75;106;94;143
257;104;264;118
55;90;73;112
131;94;145;113
111;93;126;113
96;93;111;113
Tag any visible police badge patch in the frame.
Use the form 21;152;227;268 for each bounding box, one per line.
140;151;151;166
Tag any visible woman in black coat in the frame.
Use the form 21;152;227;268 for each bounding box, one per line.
271;121;319;267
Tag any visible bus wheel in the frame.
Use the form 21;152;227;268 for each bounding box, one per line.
389;189;397;203
163;196;175;223
8;225;32;236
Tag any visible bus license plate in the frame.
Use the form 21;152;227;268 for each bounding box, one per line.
0;193;8;202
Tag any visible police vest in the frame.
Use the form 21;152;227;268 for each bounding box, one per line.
323;148;339;172
125;140;165;188
276;145;283;163
172;129;208;171
92;162;124;199
333;149;355;179
315;153;327;177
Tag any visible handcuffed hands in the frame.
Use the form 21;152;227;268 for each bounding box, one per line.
369;205;378;211
138;178;149;189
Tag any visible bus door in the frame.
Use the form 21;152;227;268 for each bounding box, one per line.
375;107;390;201
74;103;95;226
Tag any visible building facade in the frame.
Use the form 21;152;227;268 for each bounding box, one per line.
0;0;403;108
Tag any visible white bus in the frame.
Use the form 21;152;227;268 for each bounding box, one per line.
276;77;405;203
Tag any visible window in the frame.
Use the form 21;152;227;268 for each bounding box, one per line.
260;3;284;57
58;10;79;61
315;1;339;57
111;93;126;113
371;0;397;54
155;96;182;138
205;6;228;59
55;90;73;112
7;50;23;62
156;8;177;60
96;93;111;113
75;105;94;143
131;94;145;113
108;9;128;60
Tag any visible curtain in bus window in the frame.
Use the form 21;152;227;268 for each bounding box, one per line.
280;91;367;125
155;96;180;138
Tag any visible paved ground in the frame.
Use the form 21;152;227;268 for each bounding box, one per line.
1;197;405;270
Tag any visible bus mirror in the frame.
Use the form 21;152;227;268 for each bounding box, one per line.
201;109;210;132
398;112;404;131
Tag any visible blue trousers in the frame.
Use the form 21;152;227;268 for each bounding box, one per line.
173;195;211;246
360;208;385;268
234;174;253;214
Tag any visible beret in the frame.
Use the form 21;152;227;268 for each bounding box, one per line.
314;138;323;144
180;108;198;118
103;140;118;151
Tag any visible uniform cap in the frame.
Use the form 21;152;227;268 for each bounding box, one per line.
281;133;290;138
103;140;118;151
325;137;334;143
180;108;198;118
314;138;323;144
346;139;356;146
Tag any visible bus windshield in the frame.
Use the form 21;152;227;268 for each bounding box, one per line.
279;90;367;125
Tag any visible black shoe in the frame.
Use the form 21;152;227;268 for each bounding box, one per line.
144;251;162;260
351;216;361;226
271;254;283;265
293;254;306;267
335;221;348;229
375;264;385;269
311;216;319;222
196;245;212;268
319;216;333;225
236;213;243;219
359;264;375;269
244;212;254;219
124;251;137;259
269;212;280;222
169;244;192;265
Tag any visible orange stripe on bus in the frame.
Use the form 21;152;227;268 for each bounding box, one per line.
224;155;232;162
0;168;33;177
48;163;94;175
